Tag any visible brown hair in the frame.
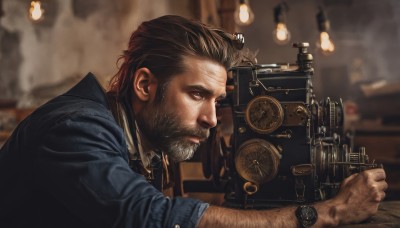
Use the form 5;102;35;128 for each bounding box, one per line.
108;15;242;102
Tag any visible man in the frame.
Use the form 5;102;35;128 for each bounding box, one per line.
0;15;387;228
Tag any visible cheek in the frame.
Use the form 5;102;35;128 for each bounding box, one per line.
169;96;201;125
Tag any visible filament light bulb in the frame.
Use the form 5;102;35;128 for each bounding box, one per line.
234;0;255;26
316;7;335;55
29;1;44;21
273;22;291;45
272;2;290;45
319;31;335;54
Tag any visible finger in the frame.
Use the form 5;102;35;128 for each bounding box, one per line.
380;191;386;201
360;168;386;182
342;173;358;186
369;168;386;181
373;191;386;202
376;180;388;191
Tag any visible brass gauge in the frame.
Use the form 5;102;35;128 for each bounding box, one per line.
235;139;281;185
245;96;284;134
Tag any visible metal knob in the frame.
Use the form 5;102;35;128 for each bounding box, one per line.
233;33;245;50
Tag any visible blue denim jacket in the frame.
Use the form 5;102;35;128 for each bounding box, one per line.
0;73;208;228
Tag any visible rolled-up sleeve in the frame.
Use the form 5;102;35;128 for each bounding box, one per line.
34;110;207;228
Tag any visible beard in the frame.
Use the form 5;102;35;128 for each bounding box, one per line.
136;102;209;162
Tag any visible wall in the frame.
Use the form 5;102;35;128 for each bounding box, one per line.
2;0;399;111
0;0;194;106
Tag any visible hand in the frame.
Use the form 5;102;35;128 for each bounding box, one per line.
331;168;388;225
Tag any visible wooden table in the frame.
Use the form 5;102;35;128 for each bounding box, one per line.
339;201;400;227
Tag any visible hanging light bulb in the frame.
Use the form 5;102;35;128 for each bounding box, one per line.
319;31;335;53
272;2;290;45
234;0;255;26
273;22;291;45
316;7;335;55
29;1;44;22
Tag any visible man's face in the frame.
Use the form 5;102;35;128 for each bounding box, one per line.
136;56;227;162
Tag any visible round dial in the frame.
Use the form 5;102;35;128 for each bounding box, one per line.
245;96;284;134
235;139;281;185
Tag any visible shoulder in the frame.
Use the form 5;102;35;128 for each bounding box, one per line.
30;73;116;131
24;85;126;152
30;92;114;130
30;95;129;161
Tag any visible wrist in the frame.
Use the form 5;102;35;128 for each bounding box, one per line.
314;199;342;227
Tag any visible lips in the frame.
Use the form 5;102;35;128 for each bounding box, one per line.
187;135;207;144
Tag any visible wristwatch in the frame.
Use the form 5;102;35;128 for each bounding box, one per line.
295;205;318;228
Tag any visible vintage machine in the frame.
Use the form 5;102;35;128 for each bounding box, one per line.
206;42;381;209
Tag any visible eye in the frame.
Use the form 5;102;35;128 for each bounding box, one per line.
191;91;205;101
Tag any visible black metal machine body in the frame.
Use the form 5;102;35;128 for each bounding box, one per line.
220;43;380;209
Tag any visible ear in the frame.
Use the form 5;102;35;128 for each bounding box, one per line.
132;67;157;102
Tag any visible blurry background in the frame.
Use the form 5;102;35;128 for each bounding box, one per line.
1;0;400;116
0;0;399;200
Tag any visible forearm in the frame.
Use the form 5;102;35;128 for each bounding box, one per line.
198;201;340;228
198;169;388;227
198;205;297;227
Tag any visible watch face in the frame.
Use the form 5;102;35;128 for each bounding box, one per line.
301;206;315;220
296;205;318;227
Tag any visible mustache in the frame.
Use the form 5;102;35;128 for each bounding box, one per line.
137;107;211;151
152;109;209;141
163;125;210;141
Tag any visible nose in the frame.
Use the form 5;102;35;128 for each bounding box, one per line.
198;101;218;129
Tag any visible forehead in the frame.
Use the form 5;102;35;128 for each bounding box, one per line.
172;56;227;91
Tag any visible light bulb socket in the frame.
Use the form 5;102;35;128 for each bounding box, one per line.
0;0;4;18
274;2;289;23
316;7;330;32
